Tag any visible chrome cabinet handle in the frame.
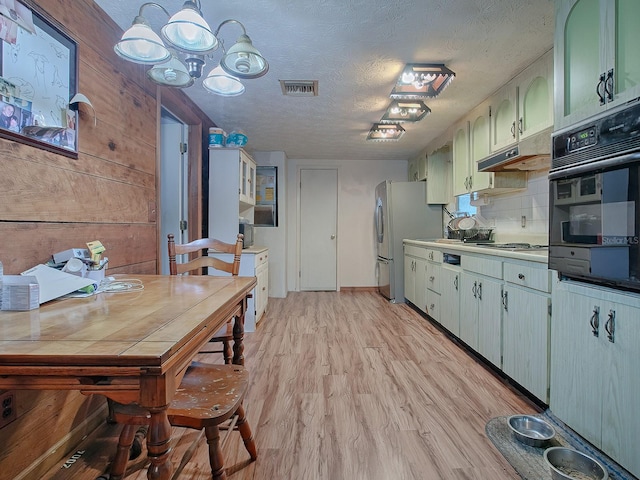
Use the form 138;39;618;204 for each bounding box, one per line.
605;309;615;343
454;275;458;291
590;306;600;337
430;303;435;311
511;121;516;138
477;281;482;300
429;276;435;282
502;290;508;311
518;117;523;135
472;281;477;298
518;273;525;280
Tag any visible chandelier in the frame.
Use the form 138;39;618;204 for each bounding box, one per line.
114;1;268;96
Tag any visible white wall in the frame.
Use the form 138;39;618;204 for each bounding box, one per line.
477;170;549;244
252;151;287;298
286;158;407;291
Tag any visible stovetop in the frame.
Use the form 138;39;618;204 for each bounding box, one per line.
477;243;548;251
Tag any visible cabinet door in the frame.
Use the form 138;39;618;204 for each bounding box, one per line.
255;261;268;322
476;277;503;368
440;265;460;336
610;0;640;107
468;102;493;193
490;83;518;152
554;0;603;129
414;257;427;313
601;301;640;478
404;255;416;305
459;272;479;350
452;121;470;196
517;50;553;140
555;0;640;129
417;152;428;181
426;145;451;204
239;151;256;206
502;285;550;401
550;287;604;446
408;156;419;181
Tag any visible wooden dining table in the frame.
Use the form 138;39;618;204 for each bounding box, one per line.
0;274;256;480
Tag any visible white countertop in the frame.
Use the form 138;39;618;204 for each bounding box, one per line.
241;245;268;254
404;239;548;264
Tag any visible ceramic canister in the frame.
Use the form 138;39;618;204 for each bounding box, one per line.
208;127;226;148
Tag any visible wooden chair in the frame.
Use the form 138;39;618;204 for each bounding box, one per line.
103;362;257;480
168;233;244;364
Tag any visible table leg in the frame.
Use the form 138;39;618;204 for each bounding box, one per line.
145;407;173;480
232;312;245;366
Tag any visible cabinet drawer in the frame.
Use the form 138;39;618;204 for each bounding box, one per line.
426;263;442;294
404;245;428;259
426;290;440;322
256;251;268;267
462;255;502;279
426;249;443;263
504;261;550;293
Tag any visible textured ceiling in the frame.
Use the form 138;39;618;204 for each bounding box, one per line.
94;0;554;162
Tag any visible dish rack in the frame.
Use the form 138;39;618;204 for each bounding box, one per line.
447;226;494;242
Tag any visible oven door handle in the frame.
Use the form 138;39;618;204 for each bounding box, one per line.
550;151;640;179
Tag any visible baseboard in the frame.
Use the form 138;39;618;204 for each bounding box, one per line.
339;286;378;293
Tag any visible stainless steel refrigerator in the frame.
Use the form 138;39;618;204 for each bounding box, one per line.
375;181;443;303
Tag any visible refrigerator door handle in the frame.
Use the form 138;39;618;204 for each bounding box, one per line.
375;198;384;243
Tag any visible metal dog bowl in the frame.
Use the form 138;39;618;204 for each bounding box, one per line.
544;447;608;480
507;415;555;447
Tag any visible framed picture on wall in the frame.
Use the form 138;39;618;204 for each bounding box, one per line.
0;0;78;158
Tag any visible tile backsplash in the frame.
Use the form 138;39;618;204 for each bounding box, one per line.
477;170;549;242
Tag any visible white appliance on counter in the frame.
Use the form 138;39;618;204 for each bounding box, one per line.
375;181;443;303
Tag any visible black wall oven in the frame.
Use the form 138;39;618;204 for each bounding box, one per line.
549;99;640;292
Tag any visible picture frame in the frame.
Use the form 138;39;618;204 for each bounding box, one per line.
255;166;278;227
0;1;78;158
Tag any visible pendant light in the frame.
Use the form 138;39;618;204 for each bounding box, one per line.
160;0;217;54
147;52;194;88
203;66;245;96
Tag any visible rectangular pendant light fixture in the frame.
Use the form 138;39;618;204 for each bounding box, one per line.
381;99;431;123
366;123;405;142
390;63;455;99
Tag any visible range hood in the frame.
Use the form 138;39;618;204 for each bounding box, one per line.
477;126;552;172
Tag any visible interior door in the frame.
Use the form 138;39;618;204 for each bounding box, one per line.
160;108;188;274
300;168;338;290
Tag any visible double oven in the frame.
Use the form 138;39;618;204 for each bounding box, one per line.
549;99;640;292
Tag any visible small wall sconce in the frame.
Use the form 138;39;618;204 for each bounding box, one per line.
69;93;96;126
366;123;405;142
390;63;455;99
381;100;431;123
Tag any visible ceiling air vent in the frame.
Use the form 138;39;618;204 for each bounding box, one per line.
280;80;318;97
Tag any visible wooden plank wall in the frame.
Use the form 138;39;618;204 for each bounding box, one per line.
0;1;214;477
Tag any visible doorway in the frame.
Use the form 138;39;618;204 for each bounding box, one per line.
299;168;338;290
160;108;189;275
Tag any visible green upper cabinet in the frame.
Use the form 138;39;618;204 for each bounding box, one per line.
555;0;640;130
489;83;518;152
517;49;554;140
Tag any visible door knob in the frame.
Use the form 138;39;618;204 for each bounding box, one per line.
330;234;336;239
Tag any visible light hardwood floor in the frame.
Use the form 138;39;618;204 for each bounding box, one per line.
42;291;539;480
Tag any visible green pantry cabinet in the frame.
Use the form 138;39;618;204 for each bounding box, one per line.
554;0;640;130
403;242;552;403
551;280;640;478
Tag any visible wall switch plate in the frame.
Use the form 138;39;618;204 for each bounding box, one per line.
148;201;157;223
0;391;16;428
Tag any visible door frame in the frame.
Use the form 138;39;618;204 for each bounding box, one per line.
296;166;340;291
156;88;212;273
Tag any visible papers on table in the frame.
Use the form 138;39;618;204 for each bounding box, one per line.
21;264;96;304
